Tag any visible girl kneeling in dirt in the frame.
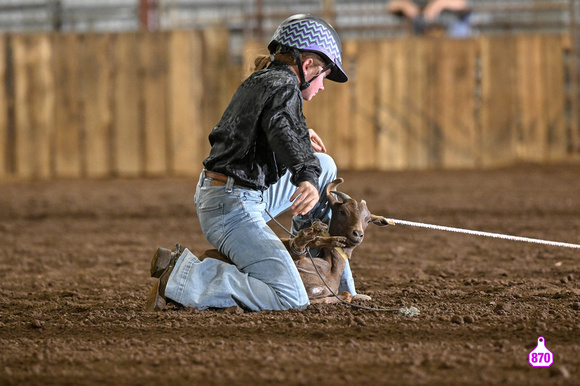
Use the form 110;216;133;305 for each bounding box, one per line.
147;14;361;311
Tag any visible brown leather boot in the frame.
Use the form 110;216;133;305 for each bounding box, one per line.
145;252;180;312
150;244;183;278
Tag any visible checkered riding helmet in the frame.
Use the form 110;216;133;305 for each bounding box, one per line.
268;14;348;83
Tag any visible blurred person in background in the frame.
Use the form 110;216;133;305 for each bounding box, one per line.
387;0;473;38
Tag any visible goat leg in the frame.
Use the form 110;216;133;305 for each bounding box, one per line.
309;291;353;304
289;221;329;253
288;221;346;258
308;236;347;249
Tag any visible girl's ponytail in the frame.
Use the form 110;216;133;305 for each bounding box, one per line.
253;55;272;72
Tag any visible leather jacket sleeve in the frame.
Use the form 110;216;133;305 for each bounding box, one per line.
261;84;321;188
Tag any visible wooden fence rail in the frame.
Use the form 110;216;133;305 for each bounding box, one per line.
0;30;576;181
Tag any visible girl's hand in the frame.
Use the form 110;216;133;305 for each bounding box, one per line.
290;181;320;216
309;129;327;153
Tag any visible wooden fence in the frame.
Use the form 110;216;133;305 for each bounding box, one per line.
303;34;574;170
0;29;239;180
0;30;576;181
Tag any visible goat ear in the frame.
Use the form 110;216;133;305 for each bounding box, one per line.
370;214;394;227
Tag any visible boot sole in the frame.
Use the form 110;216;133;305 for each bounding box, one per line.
145;281;167;312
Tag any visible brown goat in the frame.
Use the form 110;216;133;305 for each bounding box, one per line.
198;178;391;304
287;178;391;303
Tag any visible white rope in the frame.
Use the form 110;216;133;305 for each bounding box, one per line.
385;218;580;249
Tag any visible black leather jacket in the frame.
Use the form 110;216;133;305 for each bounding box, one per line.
203;62;321;191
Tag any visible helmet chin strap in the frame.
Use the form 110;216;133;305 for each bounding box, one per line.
292;48;336;91
293;48;310;91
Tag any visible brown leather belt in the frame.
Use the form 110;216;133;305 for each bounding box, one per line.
205;171;252;189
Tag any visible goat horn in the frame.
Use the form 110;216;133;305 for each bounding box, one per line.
325;178;344;205
331;191;352;202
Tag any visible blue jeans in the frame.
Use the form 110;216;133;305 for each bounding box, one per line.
164;153;357;311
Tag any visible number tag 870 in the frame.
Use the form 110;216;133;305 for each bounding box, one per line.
528;337;553;368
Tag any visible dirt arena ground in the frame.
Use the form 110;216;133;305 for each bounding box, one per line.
1;163;579;385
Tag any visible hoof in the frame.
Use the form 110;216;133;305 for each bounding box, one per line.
338;291;353;303
353;294;372;302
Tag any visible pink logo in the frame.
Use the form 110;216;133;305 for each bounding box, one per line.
528;336;554;367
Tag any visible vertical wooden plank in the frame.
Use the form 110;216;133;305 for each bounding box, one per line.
516;35;546;162
12;34;54;179
168;30;204;176
140;31;169;176
434;39;454;168
436;39;478;168
328;40;356;170
406;38;430;169
377;39;408;170
433;39;452;168
201;28;230;164
453;39;479;168
423;38;442;168
352;40;378;170
113;32;142;177
0;35;7;179
479;36;517;167
201;28;229;124
13;34;32;179
79;33;112;178
543;35;568;161
36;35;55;179
376;39;392;170
53;33;81;178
